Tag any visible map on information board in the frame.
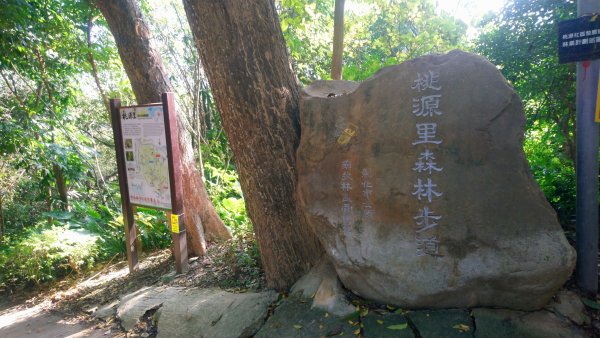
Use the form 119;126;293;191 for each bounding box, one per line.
120;105;172;210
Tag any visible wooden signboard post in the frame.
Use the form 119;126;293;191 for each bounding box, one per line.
110;93;188;274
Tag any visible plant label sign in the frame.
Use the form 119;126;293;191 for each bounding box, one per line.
558;14;600;64
119;104;172;210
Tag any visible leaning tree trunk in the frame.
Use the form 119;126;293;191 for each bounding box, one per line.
96;0;231;256
183;0;324;290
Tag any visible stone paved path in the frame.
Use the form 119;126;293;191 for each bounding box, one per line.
1;284;594;337
256;296;592;338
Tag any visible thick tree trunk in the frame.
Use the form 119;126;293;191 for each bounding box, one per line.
183;0;324;290
96;0;230;256
331;0;345;80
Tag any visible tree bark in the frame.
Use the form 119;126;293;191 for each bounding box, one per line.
96;0;231;256
331;0;345;80
183;0;324;290
0;193;5;243
53;163;68;211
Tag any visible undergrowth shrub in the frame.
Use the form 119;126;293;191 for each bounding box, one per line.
0;224;99;289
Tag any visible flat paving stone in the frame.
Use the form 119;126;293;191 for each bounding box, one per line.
363;312;414;338
473;308;589;338
407;309;473;338
254;297;356;338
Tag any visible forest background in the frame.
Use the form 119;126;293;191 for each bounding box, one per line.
0;0;578;291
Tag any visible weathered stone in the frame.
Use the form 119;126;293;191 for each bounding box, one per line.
92;300;119;321
548;290;590;325
297;50;575;310
473;308;589;338
407;309;472;338
291;256;356;316
117;286;183;331
254;298;356;338
156;288;277;338
363;312;414;338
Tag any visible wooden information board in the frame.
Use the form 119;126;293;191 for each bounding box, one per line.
110;93;188;274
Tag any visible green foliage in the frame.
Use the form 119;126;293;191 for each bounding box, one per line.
280;0;467;83
343;0;467;81
475;0;577;222
0;224;99;289
280;0;335;83
524;127;576;223
203;137;251;238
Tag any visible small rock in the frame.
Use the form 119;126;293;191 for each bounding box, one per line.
84;306;98;314
94;300;119;321
291;257;355;317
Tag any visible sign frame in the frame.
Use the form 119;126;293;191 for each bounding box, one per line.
110;93;188;274
558;14;600;64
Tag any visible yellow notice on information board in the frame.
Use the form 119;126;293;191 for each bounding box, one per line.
171;214;179;233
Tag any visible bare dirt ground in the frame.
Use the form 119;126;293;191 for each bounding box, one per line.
0;242;266;338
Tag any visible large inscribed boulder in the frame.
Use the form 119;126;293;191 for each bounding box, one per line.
296;50;575;310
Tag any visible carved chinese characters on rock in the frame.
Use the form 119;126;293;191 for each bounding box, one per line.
411;70;444;257
340;160;353;229
340;159;375;232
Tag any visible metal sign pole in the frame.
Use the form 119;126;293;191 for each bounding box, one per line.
110;98;139;272
162;92;189;274
576;0;600;296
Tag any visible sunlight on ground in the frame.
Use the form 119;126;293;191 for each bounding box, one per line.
0;301;47;329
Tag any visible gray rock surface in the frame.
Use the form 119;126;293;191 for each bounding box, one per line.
407;309;472;338
548;290;590;325
363;312;414;338
156;288;277;338
296;50;575;310
92;300;119;321
473;308;588;338
117;286;183;331
255;298;356;338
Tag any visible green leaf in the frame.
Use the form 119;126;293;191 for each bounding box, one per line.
582;298;600;310
386;323;408;330
453;324;470;332
293;324;302;330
